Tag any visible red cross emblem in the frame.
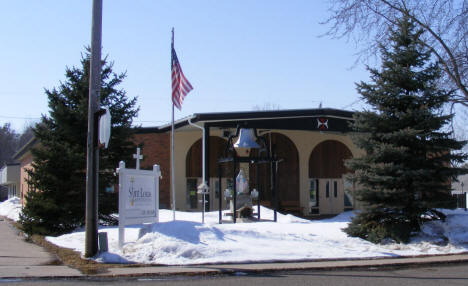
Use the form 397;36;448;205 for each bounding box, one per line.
317;118;328;130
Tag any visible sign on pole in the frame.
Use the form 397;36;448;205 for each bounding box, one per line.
117;161;160;248
98;107;111;148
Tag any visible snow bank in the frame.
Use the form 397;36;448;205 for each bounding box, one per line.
46;207;468;265
4;189;466;265
0;197;22;221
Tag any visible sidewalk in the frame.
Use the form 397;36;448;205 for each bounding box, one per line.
1;217;468;279
0;218;82;278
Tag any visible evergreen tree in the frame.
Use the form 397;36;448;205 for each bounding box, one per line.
20;51;139;235
344;17;468;243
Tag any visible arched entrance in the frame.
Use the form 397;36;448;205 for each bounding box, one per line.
186;136;237;211
250;133;299;212
309;140;353;214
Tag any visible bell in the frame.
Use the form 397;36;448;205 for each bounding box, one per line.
234;128;261;149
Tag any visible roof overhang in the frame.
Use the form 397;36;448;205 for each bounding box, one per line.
135;108;355;134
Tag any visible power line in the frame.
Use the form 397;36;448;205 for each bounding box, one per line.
0;115;169;123
133;120;168;123
0;115;41;120
0;91;37;94
341;99;363;110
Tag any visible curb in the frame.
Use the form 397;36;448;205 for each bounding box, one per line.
2;252;468;280
92;252;468;278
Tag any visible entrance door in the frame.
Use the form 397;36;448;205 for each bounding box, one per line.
309;140;353;215
318;178;344;214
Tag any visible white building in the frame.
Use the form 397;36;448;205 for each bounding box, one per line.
0;163;20;200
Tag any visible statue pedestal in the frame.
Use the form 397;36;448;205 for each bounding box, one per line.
229;193;253;218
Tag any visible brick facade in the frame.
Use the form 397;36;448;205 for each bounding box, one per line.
133;132;171;208
19;153;34;206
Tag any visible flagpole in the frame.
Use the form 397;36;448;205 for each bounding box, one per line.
171;103;176;221
170;28;194;222
171;28;176;221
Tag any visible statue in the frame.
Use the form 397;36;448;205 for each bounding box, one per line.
230;169;253;218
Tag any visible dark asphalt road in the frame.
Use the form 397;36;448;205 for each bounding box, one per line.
4;263;468;286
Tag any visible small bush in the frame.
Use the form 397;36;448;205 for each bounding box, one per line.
344;213;417;244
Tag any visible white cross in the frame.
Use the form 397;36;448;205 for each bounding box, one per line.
133;147;143;170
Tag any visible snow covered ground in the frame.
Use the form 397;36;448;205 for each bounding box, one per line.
47;207;468;265
1;197;468;265
0;197;22;221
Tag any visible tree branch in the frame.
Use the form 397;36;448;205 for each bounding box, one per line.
379;0;468;101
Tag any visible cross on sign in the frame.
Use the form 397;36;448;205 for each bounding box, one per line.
133;147;143;170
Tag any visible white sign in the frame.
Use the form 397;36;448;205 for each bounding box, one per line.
99;107;111;148
117;161;160;247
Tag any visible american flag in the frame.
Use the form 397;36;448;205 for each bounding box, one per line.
171;47;193;110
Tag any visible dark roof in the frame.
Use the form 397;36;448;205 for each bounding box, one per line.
135;108;355;134
192;108;353;121
0;162;20;170
12;137;38;160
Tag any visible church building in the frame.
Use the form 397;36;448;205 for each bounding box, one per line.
133;108;363;216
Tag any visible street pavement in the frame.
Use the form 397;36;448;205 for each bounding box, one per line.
4;265;468;285
1;216;468;279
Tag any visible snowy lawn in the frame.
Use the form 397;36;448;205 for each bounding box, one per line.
1;198;468;265
47;207;468;265
0;197;22;221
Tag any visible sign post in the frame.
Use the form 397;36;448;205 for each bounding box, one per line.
117;161;160;248
85;0;103;258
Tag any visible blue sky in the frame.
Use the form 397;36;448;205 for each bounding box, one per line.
0;0;369;131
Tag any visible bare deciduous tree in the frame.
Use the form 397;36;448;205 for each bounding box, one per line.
0;123;18;165
17;123;35;149
323;0;468;106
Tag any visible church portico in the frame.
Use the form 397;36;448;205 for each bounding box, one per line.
133;108;362;216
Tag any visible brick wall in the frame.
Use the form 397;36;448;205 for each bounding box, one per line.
19;153;34;206
133;132;171;208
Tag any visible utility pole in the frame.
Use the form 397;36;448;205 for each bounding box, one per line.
85;0;103;258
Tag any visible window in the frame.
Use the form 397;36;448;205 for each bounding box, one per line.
326;181;330;198
186;178;198;209
334;181;338;197
309;179;318;207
